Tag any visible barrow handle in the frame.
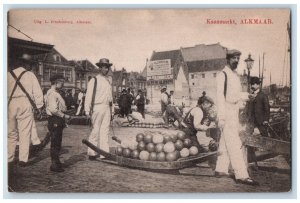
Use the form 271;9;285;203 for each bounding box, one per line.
82;139;116;160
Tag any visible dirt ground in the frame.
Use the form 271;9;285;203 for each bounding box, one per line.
8;121;291;193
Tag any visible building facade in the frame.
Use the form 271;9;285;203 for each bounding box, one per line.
146;50;181;104
145;43;249;106
33;48;76;90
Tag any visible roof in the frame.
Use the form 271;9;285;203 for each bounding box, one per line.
8;37;54;56
33;48;71;65
76;60;98;72
150;49;180;67
181;43;227;62
128;71;146;81
187;58;227;73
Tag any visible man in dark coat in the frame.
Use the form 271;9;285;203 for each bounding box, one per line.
248;76;270;137
135;89;145;119
118;89;131;118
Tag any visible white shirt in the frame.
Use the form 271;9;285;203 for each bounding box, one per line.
160;92;169;105
170;95;175;105
45;87;67;117
8;67;44;108
77;92;84;102
216;65;248;121
85;74;112;114
189;107;207;131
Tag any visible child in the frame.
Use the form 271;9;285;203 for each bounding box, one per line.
45;74;72;172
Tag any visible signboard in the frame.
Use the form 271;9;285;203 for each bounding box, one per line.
147;59;171;77
147;74;173;80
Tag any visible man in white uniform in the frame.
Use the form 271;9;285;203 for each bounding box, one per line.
85;58;113;160
8;54;44;166
215;49;258;185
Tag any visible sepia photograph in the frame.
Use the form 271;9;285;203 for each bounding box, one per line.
6;8;292;193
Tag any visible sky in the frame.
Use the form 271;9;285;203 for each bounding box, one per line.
8;9;291;86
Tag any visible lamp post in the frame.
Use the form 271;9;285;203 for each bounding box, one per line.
148;77;154;104
244;54;254;92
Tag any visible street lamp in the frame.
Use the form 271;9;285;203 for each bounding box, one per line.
149;78;154;104
244;54;254;92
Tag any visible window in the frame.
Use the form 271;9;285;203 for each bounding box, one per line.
213;73;217;77
54;55;61;62
202;74;205;78
43;65;50;81
65;68;72;82
57;67;64;77
191;74;194;79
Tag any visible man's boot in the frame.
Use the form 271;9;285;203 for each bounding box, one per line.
50;159;64;172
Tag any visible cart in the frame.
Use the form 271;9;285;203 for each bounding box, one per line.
82;139;218;170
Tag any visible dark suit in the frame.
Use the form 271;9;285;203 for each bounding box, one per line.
250;90;270;137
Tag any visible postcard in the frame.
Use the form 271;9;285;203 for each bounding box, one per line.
6;8;291;193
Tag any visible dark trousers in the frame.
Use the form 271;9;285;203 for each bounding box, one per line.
48;116;65;163
161;103;167;115
120;107;130;117
164;105;183;125
137;104;145;119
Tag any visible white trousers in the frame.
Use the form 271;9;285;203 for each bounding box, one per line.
31;120;41;145
88;104;111;157
215;103;249;179
8;97;34;163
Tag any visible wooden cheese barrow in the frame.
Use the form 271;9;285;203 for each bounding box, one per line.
82;139;218;170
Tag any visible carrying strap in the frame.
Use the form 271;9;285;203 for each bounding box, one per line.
8;70;28;105
9;70;38;110
222;71;228;98
90;77;97;115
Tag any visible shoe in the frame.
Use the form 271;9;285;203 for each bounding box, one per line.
18;161;28;167
50;164;65;172
88;156;97;161
235;178;259;186
214;171;235;179
214;171;229;178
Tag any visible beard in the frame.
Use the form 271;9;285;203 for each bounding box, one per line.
230;62;238;70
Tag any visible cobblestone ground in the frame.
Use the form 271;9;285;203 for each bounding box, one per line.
9;121;291;193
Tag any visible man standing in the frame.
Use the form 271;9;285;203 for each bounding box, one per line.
160;86;169;115
76;90;84;115
8;53;44;167
248;76;270;137
45;74;72;172
169;90;175;105
118;89;131;118
135;89;146;119
215;49;258;185
85;58;113;160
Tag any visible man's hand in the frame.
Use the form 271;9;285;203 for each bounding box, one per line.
248;93;256;100
263;121;269;126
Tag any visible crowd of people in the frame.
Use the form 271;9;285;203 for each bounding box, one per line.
8;48;271;190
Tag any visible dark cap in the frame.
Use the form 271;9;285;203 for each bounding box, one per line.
50;74;65;83
226;49;242;58
96;58;113;68
198;94;214;106
250;76;261;85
